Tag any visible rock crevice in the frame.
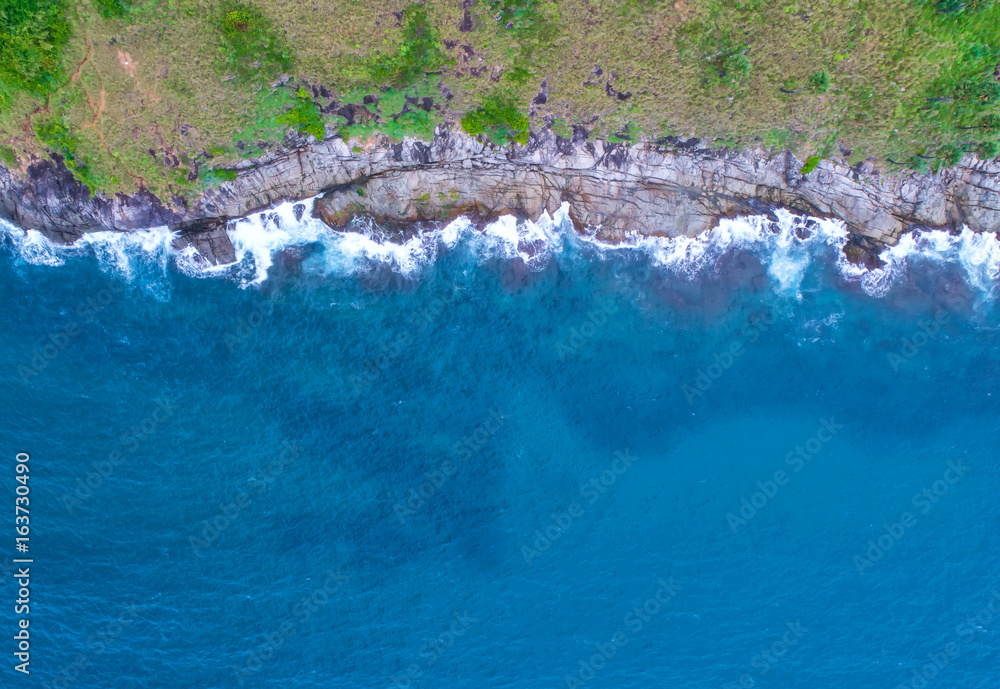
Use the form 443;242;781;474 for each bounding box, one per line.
2;128;998;266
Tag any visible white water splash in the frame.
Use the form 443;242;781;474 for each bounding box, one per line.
599;209;849;296
1;219;67;267
76;227;175;282
857;228;1000;299
2;200;998;301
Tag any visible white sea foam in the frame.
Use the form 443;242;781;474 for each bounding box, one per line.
855;228;1000;299
76;227;175;282
1;200;998;300
222;198;572;285
1;218;67;267
226;201;330;284
583;209;849;296
469;202;569;269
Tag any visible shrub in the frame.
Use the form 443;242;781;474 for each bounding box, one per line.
979;113;1000;132
35;117;102;190
809;70;831;93
489;0;539;30
218;0;292;82
800;155;821;174
934;0;995;13
460;94;530;146
276;86;324;140
976;139;999;158
955;78;1000;105
371;4;448;88
0;144;16;166
93;0;131;19
200;167;238;185
723;53;752;80
0;0;70;100
937;143;963;166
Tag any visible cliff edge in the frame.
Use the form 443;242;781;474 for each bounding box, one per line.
2;128;999;269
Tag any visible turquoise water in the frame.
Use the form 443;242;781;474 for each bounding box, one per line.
2;206;999;688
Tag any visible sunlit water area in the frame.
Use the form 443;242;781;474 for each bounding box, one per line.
2;203;999;688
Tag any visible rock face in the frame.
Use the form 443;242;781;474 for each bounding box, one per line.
2;127;999;266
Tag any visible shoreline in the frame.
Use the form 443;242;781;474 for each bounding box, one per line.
2;128;999;269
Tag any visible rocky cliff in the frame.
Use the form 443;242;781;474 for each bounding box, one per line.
3;127;999;268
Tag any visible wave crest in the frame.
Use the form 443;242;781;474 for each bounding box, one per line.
2;200;998;302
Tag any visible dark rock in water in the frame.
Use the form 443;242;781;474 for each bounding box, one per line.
311;195;429;245
716;249;768;292
842;236;886;270
0;155;183;243
171;219;236;266
795;220;815;240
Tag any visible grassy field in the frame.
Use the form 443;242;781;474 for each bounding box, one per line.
0;0;998;201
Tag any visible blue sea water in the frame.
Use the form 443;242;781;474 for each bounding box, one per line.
1;204;1000;689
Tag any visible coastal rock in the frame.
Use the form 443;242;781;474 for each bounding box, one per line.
2;128;999;266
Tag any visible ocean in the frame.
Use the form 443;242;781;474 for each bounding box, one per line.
1;202;999;688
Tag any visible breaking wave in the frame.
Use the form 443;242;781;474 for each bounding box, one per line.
2;200;999;303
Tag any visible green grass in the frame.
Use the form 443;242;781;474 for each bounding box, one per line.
277;86;325;140
370;4;449;88
809;70;831;93
92;0;131;19
0;144;16;166
460;93;530;145
801;155;821;174
199;166;237;184
489;0;544;33
0;0;997;202
342;82;441;141
0;0;70;103
35;115;105;191
217;0;292;83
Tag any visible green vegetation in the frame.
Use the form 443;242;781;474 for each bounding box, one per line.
489;0;540;31
550;118;573;139
460;93;530;145
217;0;292;82
35;116;104;191
809;70;831;93
0;0;70;102
200;167;238;184
277;87;325;140
0;144;16;166
339;82;441;141
0;0;996;200
370;4;449;87
92;0;131;19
